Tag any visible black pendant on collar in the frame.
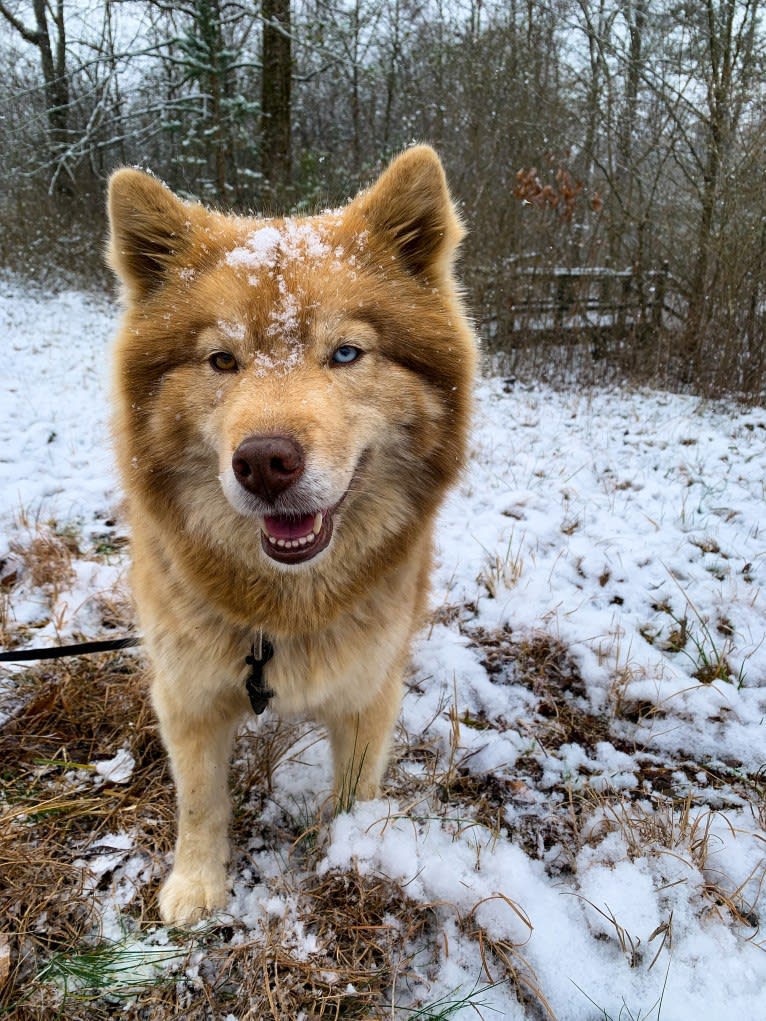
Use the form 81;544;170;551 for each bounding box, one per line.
245;636;275;715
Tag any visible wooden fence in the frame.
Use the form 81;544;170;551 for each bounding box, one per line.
504;263;671;337
472;263;674;354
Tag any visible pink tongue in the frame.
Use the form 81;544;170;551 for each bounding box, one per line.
263;513;317;540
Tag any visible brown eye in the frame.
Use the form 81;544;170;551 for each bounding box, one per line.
209;351;238;373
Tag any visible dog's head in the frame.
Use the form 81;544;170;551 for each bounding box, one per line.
107;148;475;574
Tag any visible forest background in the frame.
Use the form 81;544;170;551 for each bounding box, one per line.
0;0;764;398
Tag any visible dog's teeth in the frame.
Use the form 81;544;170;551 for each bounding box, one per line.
265;518;322;554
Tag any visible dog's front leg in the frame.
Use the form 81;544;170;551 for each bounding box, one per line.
321;663;404;807
152;682;240;925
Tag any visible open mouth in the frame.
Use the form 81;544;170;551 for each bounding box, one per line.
260;508;334;565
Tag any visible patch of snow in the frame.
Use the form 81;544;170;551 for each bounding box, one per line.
93;748;135;784
225;224;282;271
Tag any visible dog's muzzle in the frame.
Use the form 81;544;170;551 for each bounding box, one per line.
230;433;337;565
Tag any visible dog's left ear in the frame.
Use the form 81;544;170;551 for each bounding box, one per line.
354;146;464;283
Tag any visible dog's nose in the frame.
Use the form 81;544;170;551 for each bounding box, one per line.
231;435;305;501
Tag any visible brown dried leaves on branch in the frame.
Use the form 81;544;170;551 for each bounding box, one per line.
514;165;602;221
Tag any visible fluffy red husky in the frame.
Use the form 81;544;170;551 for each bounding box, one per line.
107;146;476;924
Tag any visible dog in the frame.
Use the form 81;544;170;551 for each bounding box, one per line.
106;146;477;925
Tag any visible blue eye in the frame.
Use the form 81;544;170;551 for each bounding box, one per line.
332;345;362;365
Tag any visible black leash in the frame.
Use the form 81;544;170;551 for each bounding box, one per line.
0;632;276;715
0;636;141;662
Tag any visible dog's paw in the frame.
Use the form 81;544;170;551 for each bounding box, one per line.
158;868;227;926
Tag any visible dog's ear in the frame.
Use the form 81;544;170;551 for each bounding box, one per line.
354;145;464;283
107;169;199;302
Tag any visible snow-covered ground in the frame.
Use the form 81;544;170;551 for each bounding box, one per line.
1;276;765;1018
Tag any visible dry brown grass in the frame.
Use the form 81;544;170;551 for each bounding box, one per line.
2;520;120;652
241;867;438;1018
0;648;173;1013
9;526;78;596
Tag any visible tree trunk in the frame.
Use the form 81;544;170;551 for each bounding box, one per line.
261;0;292;200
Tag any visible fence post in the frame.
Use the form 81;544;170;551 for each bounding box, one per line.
652;262;669;331
618;273;631;333
555;273;576;328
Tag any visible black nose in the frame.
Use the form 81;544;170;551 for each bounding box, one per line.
232;435;305;502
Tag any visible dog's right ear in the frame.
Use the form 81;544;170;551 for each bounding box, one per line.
107;169;197;302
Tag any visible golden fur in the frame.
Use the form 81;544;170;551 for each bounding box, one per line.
107;147;476;925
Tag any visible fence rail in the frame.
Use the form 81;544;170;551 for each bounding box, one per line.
503;263;671;335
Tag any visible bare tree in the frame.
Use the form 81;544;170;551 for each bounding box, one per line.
0;0;69;190
677;0;764;370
